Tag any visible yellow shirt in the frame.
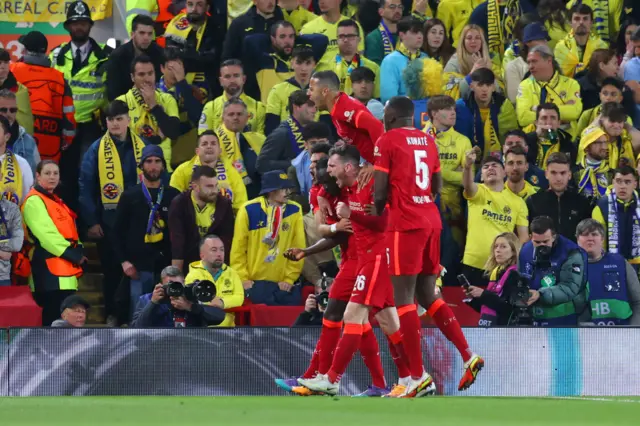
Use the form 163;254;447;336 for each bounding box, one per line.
282;6;317;33
266;78;306;121
436;0;486;47
507;181;539;200
423;123;472;218
191;191;216;237
199;92;265;134
316;55;381;98
300;15;365;56
170;155;248;212
479;107;490;123
116;89;179;170
184;262;245;327
463;184;529;269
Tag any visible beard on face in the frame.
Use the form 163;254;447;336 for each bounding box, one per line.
143;169;162;182
225;84;241;97
210;259;224;269
71;30;90;44
187;12;205;24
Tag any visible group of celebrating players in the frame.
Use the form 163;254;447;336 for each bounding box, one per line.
275;70;484;398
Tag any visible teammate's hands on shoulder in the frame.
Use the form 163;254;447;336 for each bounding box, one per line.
284;248;306;261
336;202;351;219
335;218;353;233
357;164;374;190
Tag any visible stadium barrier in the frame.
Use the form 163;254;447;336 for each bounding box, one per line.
0;327;639;397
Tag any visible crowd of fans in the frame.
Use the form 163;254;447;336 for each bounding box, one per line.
1;0;639;328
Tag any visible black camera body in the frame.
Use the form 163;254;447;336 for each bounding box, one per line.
162;280;216;303
533;245;552;268
315;274;333;310
506;270;533;326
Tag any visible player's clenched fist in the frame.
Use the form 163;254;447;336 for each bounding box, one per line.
284;248;306;261
464;149;477;168
336;202;351;219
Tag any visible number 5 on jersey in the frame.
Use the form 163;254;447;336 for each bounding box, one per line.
353;275;366;292
414;150;430;190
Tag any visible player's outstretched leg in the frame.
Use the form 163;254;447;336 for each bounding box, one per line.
416;274;484;391
376;305;435;398
353;322;388;397
297;303;370;396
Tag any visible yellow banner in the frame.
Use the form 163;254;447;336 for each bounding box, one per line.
0;0;112;23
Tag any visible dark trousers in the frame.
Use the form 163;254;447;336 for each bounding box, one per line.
96;232;124;322
33;290;76;326
59;120;102;216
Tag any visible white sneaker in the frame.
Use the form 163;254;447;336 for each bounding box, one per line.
401;371;436;398
297;374;339;396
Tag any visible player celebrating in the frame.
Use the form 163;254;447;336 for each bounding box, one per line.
297;144;435;398
374;96;484;393
276;158;389;397
307;71;383;166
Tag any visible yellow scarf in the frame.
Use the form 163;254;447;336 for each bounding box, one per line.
192;155;234;201
164;12;207;82
535;138;561;170
216;124;248;181
487;0;504;59
556;32;604;77
397;42;421;60
592;0;610;42
609;130;636;169
98;132;145;209
0;150;23;205
126;88;163;140
577;157;610;199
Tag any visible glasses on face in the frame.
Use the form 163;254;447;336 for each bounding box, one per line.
338;34;359;41
0;107;17;114
387;4;403;9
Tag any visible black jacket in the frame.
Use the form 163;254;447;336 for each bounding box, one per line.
526;188;593;242
525;129;576;167
113;184;181;272
256;120;297;175
577;73;601;112
106;41;165;101
293;309;323;326
222;5;285;61
467;267;520;326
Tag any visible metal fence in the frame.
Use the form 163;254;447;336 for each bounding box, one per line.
1;327;639;397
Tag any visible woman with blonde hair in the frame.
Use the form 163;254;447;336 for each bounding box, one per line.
465;232;522;327
443;24;503;100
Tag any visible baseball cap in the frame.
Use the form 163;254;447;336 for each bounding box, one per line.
18;31;48;54
60;295;90;314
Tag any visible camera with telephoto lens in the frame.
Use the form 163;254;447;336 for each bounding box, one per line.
315;274;333;310
162;280;216;303
505;270;533;326
533;245;552;268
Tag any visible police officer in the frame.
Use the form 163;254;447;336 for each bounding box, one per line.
576;219;640;326
50;1;113;214
518;216;589;326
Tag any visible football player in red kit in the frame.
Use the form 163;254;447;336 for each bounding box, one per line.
296;144;435;398
276;157;389;397
374;96;484;394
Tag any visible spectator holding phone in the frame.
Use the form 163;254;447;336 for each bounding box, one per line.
465;232;522;327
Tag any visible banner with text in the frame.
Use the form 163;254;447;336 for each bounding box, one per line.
0;0;111;23
1;327;639;397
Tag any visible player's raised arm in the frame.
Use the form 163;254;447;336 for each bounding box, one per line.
462;149;479;199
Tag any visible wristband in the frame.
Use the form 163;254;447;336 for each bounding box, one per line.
330;223;337;233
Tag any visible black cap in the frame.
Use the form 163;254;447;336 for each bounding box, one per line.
18;31;48;54
60;295;90;313
65;1;94;26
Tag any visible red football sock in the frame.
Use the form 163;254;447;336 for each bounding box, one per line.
302;343;320;379
327;323;363;384
316;318;343;374
386;329;411;379
428;299;472;362
359;323;386;388
397;304;425;379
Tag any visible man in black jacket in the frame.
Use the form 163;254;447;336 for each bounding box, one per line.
114;145;180;320
256;90;317;174
106;14;165;101
222;1;285;61
526;152;592;242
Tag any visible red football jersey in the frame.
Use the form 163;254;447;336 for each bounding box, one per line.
317;186;357;262
346;179;388;261
330;93;383;164
374;127;442;232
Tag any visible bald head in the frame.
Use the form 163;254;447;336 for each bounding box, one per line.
384;96;415;130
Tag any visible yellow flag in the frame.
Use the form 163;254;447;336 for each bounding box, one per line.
0;0;112;23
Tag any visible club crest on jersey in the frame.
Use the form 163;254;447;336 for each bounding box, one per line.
344;110;354;122
282;222;290;231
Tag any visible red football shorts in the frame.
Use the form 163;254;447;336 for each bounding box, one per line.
387;228;441;276
350;254;394;310
329;259;358;302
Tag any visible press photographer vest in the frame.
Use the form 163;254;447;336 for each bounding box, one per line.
479;265;517;327
520;235;585;326
587;252;632;326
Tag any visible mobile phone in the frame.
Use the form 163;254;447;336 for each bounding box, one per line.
457;274;471;289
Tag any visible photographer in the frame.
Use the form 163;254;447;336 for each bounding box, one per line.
518;216;589;326
131;266;225;328
293;276;333;326
465;233;523;327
